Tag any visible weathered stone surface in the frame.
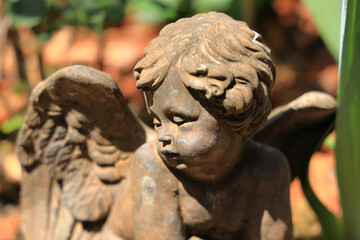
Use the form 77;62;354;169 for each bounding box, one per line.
17;12;336;240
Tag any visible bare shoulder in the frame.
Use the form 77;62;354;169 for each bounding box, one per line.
131;140;176;182
132;141;162;169
237;139;293;239
133;141;156;162
239;139;291;184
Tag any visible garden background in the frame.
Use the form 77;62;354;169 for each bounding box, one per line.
0;0;348;239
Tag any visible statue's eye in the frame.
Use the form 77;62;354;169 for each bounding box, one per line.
153;118;161;129
235;77;250;85
172;116;186;126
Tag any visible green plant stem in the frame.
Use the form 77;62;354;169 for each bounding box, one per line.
299;122;342;240
336;0;360;239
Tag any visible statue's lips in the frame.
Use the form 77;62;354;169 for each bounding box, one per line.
161;149;180;159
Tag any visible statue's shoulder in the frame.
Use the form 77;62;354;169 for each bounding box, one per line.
133;141;156;160
132;141;160;168
132;141;174;180
239;139;291;184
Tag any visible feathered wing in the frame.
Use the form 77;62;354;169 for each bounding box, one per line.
16;65;154;240
252;91;336;179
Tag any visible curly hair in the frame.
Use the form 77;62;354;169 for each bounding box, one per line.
134;12;275;137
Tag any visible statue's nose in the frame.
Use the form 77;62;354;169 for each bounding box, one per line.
158;128;173;146
158;134;172;145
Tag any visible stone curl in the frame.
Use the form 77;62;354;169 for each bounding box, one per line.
134;12;275;137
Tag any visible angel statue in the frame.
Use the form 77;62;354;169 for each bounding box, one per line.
17;12;336;240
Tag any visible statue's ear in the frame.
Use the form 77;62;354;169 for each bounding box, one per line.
17;65;155;240
251;91;336;180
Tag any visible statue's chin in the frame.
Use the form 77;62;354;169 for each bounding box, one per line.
160;155;228;183
158;151;189;170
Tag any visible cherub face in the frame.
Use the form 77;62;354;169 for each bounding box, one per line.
147;68;238;181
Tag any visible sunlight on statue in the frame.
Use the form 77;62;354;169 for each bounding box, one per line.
17;12;337;240
130;12;291;240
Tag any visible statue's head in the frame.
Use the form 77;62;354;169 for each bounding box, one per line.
134;12;275;181
134;12;275;138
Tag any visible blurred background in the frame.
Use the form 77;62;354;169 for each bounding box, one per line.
0;0;341;239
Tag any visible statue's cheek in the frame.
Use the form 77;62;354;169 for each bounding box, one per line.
175;109;221;157
176;129;218;157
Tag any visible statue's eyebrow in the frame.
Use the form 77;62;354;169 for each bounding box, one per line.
166;106;200;121
148;102;200;120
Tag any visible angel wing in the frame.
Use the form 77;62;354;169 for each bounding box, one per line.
16;65;155;240
252;91;336;180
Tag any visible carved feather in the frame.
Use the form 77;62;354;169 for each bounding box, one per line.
17;65;154;239
252;91;336;179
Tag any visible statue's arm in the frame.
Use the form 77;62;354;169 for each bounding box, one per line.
131;142;187;240
260;150;293;240
243;145;293;240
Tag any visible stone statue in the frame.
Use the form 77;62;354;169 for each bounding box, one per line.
17;12;336;240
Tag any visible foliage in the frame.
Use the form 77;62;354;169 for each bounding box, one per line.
4;1;359;239
6;0;127;33
299;133;342;240
301;0;342;61
47;0;126;33
5;0;273;32
324;135;336;150
124;0;270;24
1;114;23;135
128;0;182;24
336;0;360;239
6;0;46;27
302;0;360;239
299;0;360;239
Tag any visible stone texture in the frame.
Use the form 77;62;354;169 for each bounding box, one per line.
17;12;336;240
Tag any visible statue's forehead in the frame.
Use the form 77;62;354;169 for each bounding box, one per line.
151;68;201;115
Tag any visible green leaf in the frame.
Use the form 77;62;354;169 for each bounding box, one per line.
301;0;342;61
14;81;30;93
1;114;24;134
6;0;47;27
324;134;336;150
132;0;172;23
191;0;234;13
298;120;342;240
336;0;360;239
42;0;126;33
